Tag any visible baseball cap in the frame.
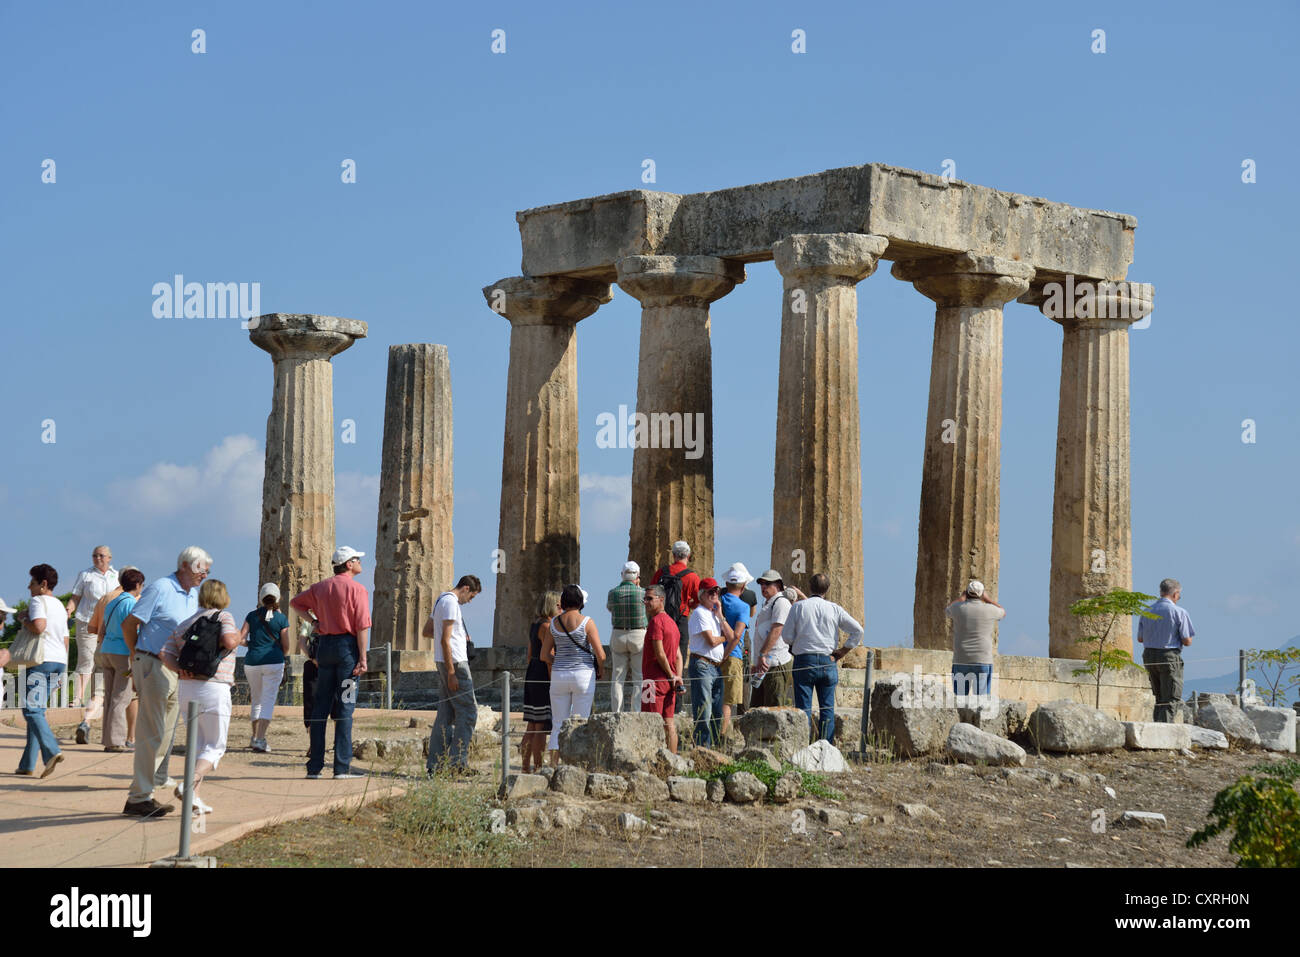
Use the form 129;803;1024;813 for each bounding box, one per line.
755;569;784;585
259;583;281;602
332;546;365;565
966;580;985;597
699;577;720;592
622;561;640;580
0;598;17;615
724;563;753;585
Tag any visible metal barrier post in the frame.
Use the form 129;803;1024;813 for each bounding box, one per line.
177;700;199;860
499;671;511;799
385;644;393;711
859;652;874;755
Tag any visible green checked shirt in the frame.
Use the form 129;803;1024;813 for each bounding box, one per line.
607;580;647;630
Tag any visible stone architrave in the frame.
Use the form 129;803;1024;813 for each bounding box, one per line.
615;255;744;579
770;233;888;623
372;344;454;652
1022;281;1153;658
482;276;612;648
250;313;367;636
891;254;1034;651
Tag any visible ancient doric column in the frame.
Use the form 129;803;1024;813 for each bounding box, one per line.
482;276;611;648
891;255;1033;651
770;233;889;624
616;255;745;580
250;313;367;635
1021;280;1153;659
372;344;454;652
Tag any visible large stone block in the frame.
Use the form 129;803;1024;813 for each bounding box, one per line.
1123;721;1192;750
1188;726;1229;750
789;740;849;773
1027;700;1125;753
667;776;706;804
724;771;767;804
869;678;959;758
946;723;1026;766
1243;704;1297;753
736;707;810;759
1195;699;1260;749
557;712;666;772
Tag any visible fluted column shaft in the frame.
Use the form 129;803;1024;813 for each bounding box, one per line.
770;234;888;623
373;344;454;652
251;313;367;637
892;255;1033;651
484;277;611;648
616;256;744;580
1031;281;1153;658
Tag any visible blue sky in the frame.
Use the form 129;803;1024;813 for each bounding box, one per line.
2;0;1296;685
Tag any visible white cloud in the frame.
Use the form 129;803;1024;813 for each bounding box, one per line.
107;434;264;537
580;473;631;533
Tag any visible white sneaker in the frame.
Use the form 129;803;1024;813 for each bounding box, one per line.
259;740;272;753
173;784;212;813
162;778;178;790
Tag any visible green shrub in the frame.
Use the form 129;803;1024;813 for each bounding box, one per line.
1187;760;1300;867
388;777;516;866
689;758;843;801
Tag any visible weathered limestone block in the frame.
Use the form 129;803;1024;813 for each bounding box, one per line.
1195;697;1261;749
667;776;707;804
1188;726;1229;750
789;740;849;773
1243;704;1296;753
586;772;629;800
772;771;802;804
505;773;549;800
652;747;691;777
550;765;588;797
724;771;767;804
737;747;781;773
946;722;1026;766
706;779;726;803
690;747;731;775
869;678;959;758
1123;721;1192;750
372;344;454;652
1118;810;1167;830
627;770;671;803
958;699;1029;741
1028;700;1125;753
736;707;811;760
557;712;666;772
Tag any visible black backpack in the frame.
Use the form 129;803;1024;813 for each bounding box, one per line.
177;611;230;678
657;565;692;628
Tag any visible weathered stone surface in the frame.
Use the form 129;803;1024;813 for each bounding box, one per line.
1195;699;1261;749
817;808;851;829
617;811;651;835
1059;770;1091;788
1243;704;1297;753
736;708;810;760
869;678;959;757
550;765;588;797
470;729;500;750
706;779;726;803
653;747;692;777
506;773;549;799
475;706;501;733
724;771;767;804
586;773;629;800
1118;810;1167;830
898;802;943;823
352;739;378;760
384;739;422;764
627;771;670;803
1002;767;1061;788
483;277;611;648
839;646;871;669
372;344;454;651
959;700;1029;740
718;729;747;756
667;776;707;804
250;313;367;638
690;747;732;775
772;771;802;804
789;740;849;773
946;722;1026;766
1028;700;1125;753
826;711;861;751
737;748;781;773
557;712;666;772
551;805;586;829
1188;726;1229;750
1123;721;1192;750
488;808;507;833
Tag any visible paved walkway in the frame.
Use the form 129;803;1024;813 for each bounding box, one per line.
0;707;423;867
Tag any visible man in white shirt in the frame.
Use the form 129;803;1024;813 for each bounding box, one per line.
67;545;118;741
945;580;1005;700
685;577;735;748
751;569;795;708
422;574;481;774
783;573;864;743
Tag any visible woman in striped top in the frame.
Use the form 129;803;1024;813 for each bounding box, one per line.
540;585;605;762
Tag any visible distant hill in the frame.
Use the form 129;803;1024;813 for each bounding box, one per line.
1184;635;1300;698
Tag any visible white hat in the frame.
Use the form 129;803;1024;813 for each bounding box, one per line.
724;562;753;586
259;582;281;602
0;598;17;615
622;561;640;581
966;580;985;598
332;546;365;565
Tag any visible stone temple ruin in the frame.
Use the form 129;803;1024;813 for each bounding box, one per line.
248;162;1162;718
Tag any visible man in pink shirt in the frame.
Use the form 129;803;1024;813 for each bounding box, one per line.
291;546;371;779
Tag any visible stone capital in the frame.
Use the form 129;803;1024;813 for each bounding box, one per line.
892;253;1034;308
772;233;890;284
482;276;612;326
1019;279;1154;328
249;313;368;360
615;255;745;308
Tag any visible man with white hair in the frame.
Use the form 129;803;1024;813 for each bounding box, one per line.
945;580;1005;699
121;545;211;817
1137;578;1195;722
651;540;701;650
606;561;647;712
67;545;119;742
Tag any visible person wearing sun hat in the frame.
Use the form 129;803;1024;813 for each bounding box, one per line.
239;582;291;753
750;569;796;707
685;577;735;747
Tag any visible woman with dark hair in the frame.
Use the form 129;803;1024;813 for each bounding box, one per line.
93;567;146;751
16;564;69;778
238;583;290;753
521;590;560;773
541;584;604;765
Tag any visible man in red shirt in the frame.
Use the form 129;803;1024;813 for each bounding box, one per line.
640;584;685;753
291;546;371;779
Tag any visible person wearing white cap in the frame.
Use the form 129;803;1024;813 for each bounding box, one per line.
238;583;291;753
290;546;371;779
719;565;754;737
606;561;647;713
945;580;1005;699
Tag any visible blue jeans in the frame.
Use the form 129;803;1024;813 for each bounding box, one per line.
20;662;66;772
793;653;837;743
428;662;477;771
687;655;723;747
307;635;358;776
952;663;993;697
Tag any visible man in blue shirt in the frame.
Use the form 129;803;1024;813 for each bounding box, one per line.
120;546;210;817
1136;578;1196;723
718;567;751;741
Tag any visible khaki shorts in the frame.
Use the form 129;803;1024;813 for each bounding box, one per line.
722;656;744;706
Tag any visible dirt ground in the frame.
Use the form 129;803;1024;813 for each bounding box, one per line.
209;714;1278;867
